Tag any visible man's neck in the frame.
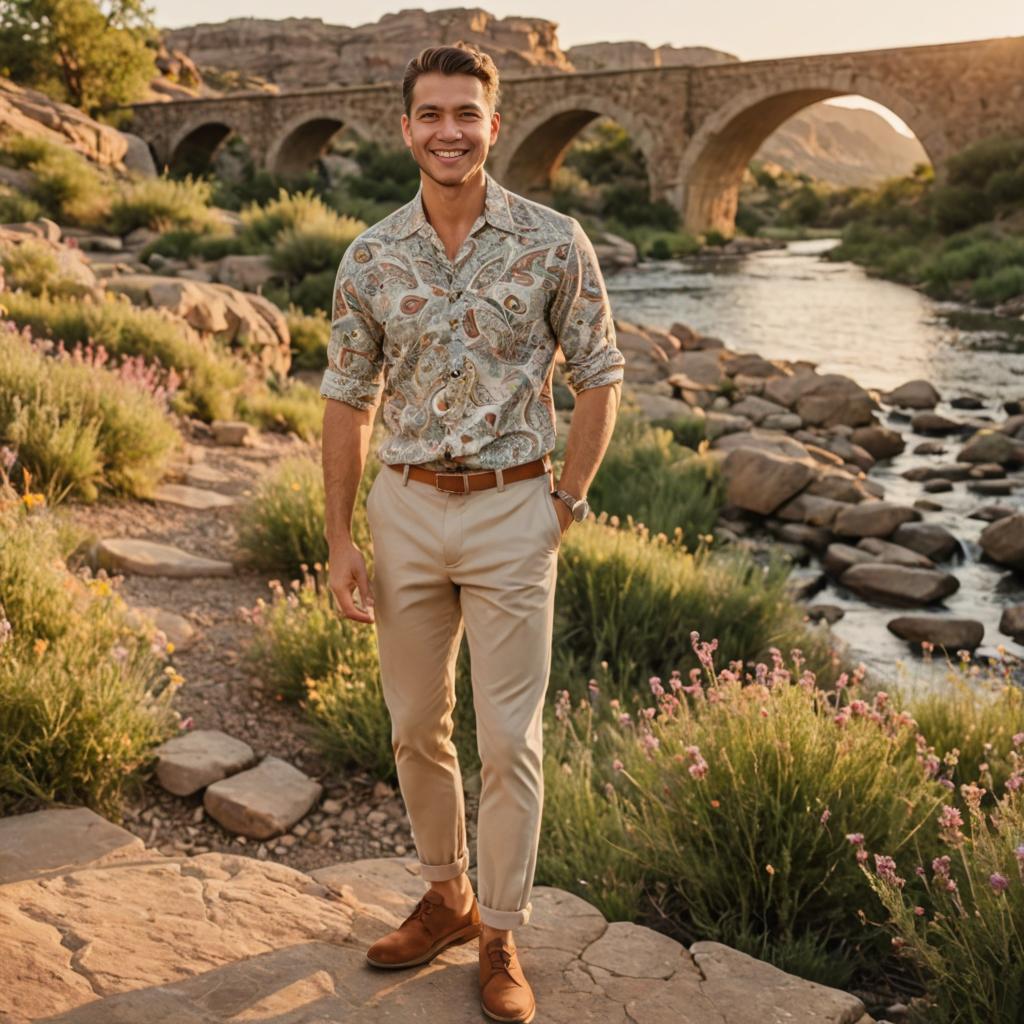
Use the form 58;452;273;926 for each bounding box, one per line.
420;170;487;235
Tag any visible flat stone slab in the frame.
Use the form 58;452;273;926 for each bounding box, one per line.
152;484;236;510
96;538;233;578
0;842;873;1024
0;807;144;885
184;463;232;488
204;756;323;839
124;605;196;650
154;729;257;796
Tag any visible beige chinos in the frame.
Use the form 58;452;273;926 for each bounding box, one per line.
365;457;562;930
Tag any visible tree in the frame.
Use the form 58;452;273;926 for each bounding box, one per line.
0;0;158;115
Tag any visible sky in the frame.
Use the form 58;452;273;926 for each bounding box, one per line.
154;0;1024;136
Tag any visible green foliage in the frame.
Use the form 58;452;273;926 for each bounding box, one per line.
236;377;323;442
540;650;947;989
0;487;178;816
930;185;994;234
286;304;330;371
0;239;91;298
550;514;837;703
108;174;227;235
0;0;157;114
1;290;245;421
0;134;110;226
336;140;420;205
862;781;1024;1024
0;185;43;222
0;323;180;502
585;410;723;550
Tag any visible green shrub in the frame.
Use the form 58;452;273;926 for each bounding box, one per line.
0;238;91;298
947;134;1024;191
649;413;708;451
972;265;1024;305
0;489;178;816
237;378;323;441
0;290;245;421
0;324;181;502
0;134;110;226
270;216;363;279
862;779;1024;1024
0;185;43;222
540;647;946;988
585;411;724;550
930;185;995;234
108;174;226;235
286;304;330;370
550;513;837;704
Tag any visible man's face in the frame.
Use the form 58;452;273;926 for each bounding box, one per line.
401;71;499;187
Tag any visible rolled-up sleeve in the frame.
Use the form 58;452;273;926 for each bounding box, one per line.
549;219;626;396
319;242;385;411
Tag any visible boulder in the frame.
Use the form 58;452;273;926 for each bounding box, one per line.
883;379;940;409
911;411;968;435
887;615;984;651
979;514;1024;571
105;273;291;376
154;729;257;796
729;395;790;424
839;564;960;606
833;501;921;539
204;756;323;839
775;492;848;528
721;448;817;515
857;537;935;568
765;373;876;428
1000;604;1024;642
891;522;961;561
958;429;1024;466
823;543;875;577
851;424;905;459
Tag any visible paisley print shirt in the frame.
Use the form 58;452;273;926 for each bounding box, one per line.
319;169;625;471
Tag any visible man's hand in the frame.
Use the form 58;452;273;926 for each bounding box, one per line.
328;540;375;624
552;495;573;536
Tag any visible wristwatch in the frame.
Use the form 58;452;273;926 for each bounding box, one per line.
553;488;591;522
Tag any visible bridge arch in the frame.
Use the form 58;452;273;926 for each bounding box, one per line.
492;96;659;200
680;74;944;233
166;119;247;176
264;110;373;179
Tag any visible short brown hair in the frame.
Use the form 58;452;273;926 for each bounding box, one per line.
402;43;500;119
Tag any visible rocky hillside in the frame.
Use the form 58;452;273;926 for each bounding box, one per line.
157;6;923;187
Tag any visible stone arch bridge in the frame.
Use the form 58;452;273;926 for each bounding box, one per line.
120;35;1024;233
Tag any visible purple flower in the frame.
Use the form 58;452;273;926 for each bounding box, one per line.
874;853;906;888
649;675;664;696
989;873;1009;894
611;758;624;773
845;832;865;846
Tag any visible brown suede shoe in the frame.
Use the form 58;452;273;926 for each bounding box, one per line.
365;888;481;969
479;937;536;1023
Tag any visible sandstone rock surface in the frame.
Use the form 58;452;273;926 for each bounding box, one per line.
96;538;234;578
154;729;257;796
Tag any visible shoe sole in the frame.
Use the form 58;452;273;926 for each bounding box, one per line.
365;921;481;969
480;999;537;1023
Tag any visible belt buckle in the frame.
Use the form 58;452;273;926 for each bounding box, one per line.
435;471;471;494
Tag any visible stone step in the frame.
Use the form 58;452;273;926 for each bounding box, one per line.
203;756;323;839
96;538;233;578
152;483;236;510
123;604;196;650
0;811;875;1024
153;729;257;797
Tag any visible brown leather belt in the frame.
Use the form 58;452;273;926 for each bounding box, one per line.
387;456;550;493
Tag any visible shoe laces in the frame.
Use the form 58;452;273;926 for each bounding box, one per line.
487;942;515;972
407;895;438;924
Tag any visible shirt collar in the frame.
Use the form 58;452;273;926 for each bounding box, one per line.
392;169;516;240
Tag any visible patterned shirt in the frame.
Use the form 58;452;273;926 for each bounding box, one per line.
319;168;625;471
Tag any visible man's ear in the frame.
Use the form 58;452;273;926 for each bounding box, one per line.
490;110;500;146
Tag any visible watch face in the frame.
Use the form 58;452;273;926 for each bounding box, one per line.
572;498;590;522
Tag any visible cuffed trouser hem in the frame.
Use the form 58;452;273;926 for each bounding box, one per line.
418;850;470;882
478;900;532;930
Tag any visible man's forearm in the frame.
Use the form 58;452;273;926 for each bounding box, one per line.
555;381;621;498
322;398;376;547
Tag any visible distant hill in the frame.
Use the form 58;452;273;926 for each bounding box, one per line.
158;8;928;186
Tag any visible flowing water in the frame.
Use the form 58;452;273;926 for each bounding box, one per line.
605;238;1024;693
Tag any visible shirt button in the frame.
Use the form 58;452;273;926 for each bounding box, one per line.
449;318;459;329
450;369;461;378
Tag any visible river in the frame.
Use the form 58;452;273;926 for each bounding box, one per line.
604;238;1024;694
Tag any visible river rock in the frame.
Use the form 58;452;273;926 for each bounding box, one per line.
1000;605;1024;642
833;501;920;539
979;514;1024;571
969;479;1016;496
775;492;848;527
911;411;968;435
824;543;875;577
958;429;1024;466
914;499;945;512
762;412;803;431
804;470;875;504
857;537;935;568
204;756;323;839
96;538;234;577
968;504;1015;523
890;522;961;561
806;603;845;624
951;395;985;410
765;373;876;428
887;615;985;651
968;463;1007;479
902;463;971;482
712;428;811;460
702;411;753;439
721;448;817;515
922;479;953;493
883;379;940;409
729;395;790;423
839;564;960;606
851;424;905;459
772;522;833;553
913;440;947;455
154;729;257;796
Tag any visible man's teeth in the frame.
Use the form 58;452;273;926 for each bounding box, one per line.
434;150;467;157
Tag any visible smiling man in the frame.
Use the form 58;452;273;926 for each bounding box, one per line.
319;42;624;1023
